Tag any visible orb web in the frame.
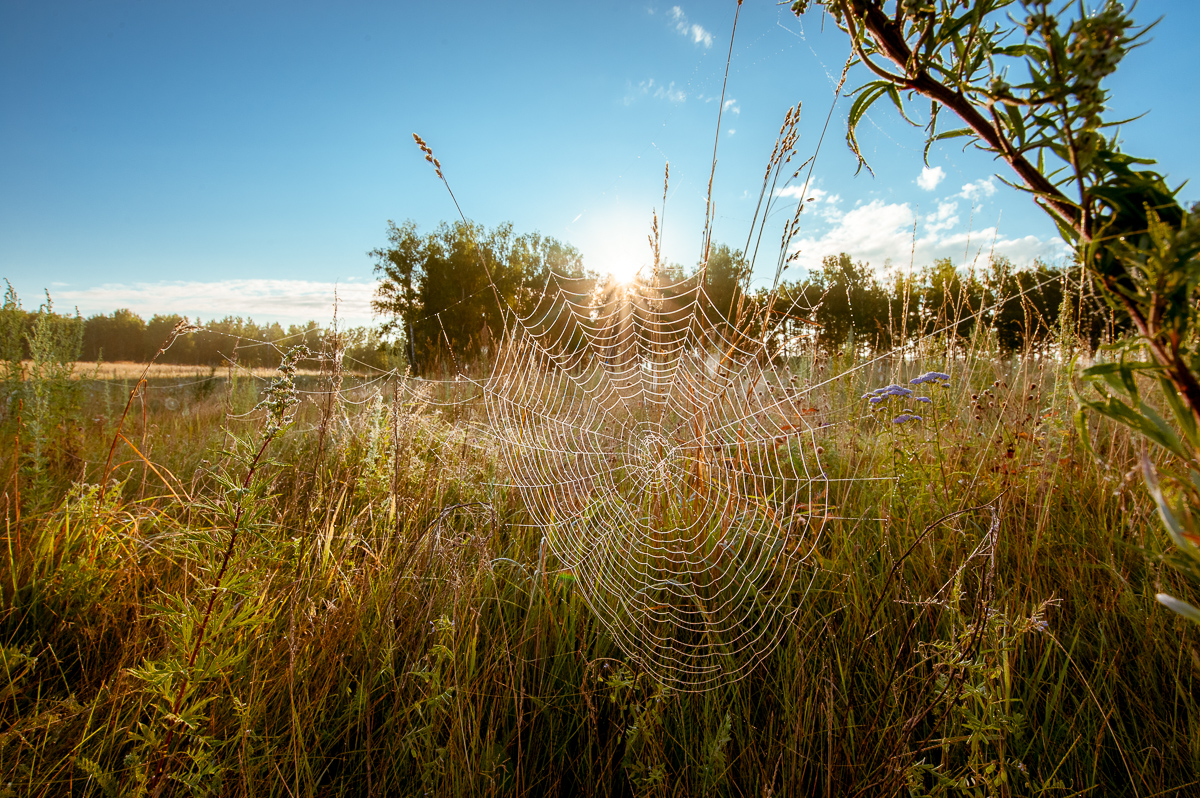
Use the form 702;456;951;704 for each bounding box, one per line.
483;269;839;688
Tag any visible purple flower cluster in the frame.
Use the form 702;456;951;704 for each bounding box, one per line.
864;372;949;426
862;384;913;404
910;371;951;386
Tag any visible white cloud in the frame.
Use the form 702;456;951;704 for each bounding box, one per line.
56;279;378;327
790;200;915;270
959;178;998;200
655;81;686;102
817;194;843;221
727;128;736;136
775;186;846;224
626;78;686;104
775;185;828;202
917;165;945;191
787;198;1067;273
924;201;959;234
669;5;714;47
723;98;741;115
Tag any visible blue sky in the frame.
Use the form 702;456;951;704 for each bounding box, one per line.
2;0;1197;326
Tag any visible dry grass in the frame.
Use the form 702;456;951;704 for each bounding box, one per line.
54;361;328;380
1;338;1197;796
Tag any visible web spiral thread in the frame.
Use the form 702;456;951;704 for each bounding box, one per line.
480;269;837;688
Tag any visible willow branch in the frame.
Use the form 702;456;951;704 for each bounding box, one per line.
845;0;1085;239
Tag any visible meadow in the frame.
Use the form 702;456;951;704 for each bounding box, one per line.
6;0;1200;794
3;323;1198;797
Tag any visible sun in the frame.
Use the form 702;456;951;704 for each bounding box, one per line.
604;261;643;285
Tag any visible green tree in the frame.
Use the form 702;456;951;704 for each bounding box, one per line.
146;314;197;363
883;267;922;348
371;219;583;373
370;219;424;364
988;258;1067;353
700;243;749;329
82;308;147;362
812;252;890;352
919;257;984;346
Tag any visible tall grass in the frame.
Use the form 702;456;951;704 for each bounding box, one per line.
1;329;1198;796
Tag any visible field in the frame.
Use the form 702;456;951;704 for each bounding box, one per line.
79;363;331;381
2;330;1198;798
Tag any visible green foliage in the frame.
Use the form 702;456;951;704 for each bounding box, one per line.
371;219;585;373
16;292;85;480
786;0;1189;341
66;307;401;372
780;252;1100;356
1074;341;1200;622
700;243;749;331
906;573;1061;796
812;252;889;350
0;281;24;386
82;308;147;362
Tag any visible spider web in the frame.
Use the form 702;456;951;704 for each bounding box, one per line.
479;267;846;688
403;42;868;688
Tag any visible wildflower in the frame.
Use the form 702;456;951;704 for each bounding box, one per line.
892;413;922;424
866;384;913;399
255;345;309;441
914;396;932;404
910;371;950;385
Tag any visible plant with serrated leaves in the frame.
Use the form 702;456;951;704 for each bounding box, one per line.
22;291;84;480
789;0;1200;620
0;281;23;392
142;345;307;792
698;710;733;797
907;577;1060;797
402;613;461;793
353;391;393;502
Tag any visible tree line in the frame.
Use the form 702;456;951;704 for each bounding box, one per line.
0;283;398;372
371;218;1118;374
0;216;1118;379
781;251;1115;354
